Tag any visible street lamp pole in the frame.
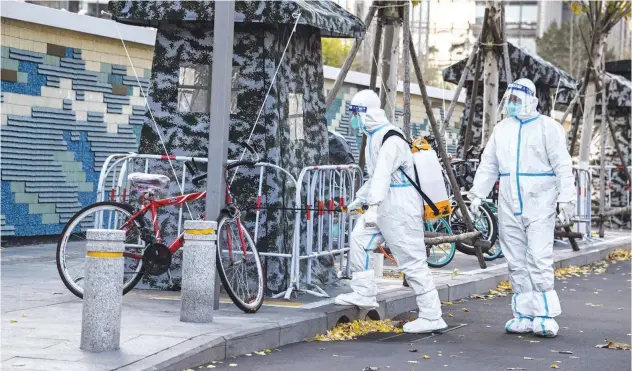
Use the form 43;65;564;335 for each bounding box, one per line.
205;0;236;309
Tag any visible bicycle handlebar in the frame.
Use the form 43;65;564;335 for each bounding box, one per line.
191;160;257;187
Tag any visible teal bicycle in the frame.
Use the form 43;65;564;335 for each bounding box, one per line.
424;217;457;267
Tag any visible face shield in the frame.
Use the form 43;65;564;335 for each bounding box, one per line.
349;104;368;133
498;82;539;119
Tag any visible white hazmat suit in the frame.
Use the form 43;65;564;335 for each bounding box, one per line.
469;78;576;337
334;89;446;334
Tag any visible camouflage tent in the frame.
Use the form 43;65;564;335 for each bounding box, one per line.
587;71;631;229
443;42;577;159
548;69;630;229
109;1;365;292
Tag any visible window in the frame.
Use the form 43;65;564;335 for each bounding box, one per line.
505;4;521;23
288;93;304;141
521;5;538;24
475;5;485;24
177;65;210;114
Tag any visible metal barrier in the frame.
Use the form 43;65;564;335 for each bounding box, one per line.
97;153;363;300
572;168;592;238
273;164;363;300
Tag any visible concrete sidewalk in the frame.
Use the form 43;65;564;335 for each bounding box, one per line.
1;232;630;371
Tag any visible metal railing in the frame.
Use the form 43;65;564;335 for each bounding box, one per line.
97;153;362;300
274;164;363;300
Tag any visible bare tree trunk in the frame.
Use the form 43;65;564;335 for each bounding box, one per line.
568;102;582;156
402;1;411;138
369;10;384;91
598;52;607;238
462;8;489;159
359;10;384;177
462;51;483;160
325;2;378;108
500;4;512;85
380;9;401;123
481;1;501;146
577;1;606;170
439;32;482;137
578;41;604;170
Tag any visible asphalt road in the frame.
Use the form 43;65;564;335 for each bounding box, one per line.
200;260;631;371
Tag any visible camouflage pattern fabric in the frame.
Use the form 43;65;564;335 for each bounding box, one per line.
585;73;631;229
108;1;365;292
109;0;365;38
443;42;577;160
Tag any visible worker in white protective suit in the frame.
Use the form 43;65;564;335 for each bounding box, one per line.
334;89;447;334
468;78;576;337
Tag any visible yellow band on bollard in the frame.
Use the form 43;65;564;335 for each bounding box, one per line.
87;251;123;258
184;228;216;235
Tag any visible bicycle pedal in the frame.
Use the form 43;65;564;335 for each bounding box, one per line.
142;243;172;276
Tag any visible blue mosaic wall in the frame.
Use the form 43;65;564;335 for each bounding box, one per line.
1;45;148;237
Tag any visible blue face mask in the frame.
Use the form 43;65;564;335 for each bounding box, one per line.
350;115;365;133
507;102;521;117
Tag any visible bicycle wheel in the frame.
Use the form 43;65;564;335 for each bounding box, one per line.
216;214;264;313
56;201;146;298
425;218;456;268
451;201;498;256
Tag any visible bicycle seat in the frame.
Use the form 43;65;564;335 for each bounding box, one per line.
128;172;170;192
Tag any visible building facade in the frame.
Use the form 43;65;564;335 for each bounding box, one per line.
1;2;155;237
324;65;466;159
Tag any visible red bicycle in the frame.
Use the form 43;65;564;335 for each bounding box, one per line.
56;144;265;313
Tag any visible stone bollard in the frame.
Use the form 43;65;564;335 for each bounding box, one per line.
180;220;217;323
80;229;125;352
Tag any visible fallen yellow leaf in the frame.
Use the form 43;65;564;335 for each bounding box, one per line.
10;320;17;323
314;319;403;341
264;349;272;353
254;351;266;356
550;365;559;369
423;355;430;359
447;313;454;318
462;308;469;312
442;301;455;306
607;248;631;261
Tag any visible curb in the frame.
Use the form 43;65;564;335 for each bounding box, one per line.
124;235;630;371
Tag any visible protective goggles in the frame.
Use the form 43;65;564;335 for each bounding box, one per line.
506;83;534;97
349;105;367;115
